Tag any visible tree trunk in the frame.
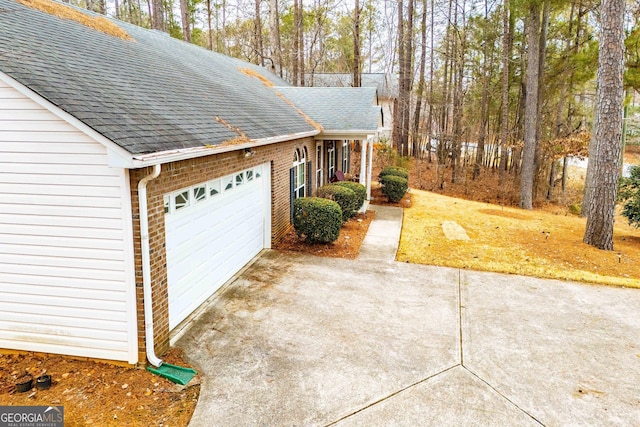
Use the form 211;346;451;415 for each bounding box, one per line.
269;0;282;76
582;109;598;216
151;0;165;31
353;0;361;87
549;1;575;199
180;0;191;42
583;0;625;250
412;0;428;157
519;2;540;209
427;0;435;163
392;0;405;153
402;0;414;157
451;0;466;184
498;0;511;187
299;0;305;86
254;0;264;64
532;1;549;198
86;0;105;14
292;0;300;85
473;0;491;180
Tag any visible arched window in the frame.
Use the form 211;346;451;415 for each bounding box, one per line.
293;147;307;199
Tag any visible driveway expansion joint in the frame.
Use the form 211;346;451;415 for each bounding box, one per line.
462;366;545;426
323;364;462;427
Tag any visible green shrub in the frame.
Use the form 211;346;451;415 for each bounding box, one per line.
569;204;582;216
317;184;358;221
379;166;409;180
380;175;408;203
619;165;640;227
333;181;366;212
292;197;342;243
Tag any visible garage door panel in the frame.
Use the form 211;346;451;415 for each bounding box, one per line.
167;197;259;257
165;165;268;330
168;204;262;268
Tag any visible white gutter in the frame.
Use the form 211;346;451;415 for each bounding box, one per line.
138;164;163;367
315;130;379;139
132;130;319;168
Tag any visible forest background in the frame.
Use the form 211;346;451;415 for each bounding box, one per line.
59;0;640;249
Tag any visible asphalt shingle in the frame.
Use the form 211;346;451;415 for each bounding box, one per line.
275;87;381;133
0;0;314;155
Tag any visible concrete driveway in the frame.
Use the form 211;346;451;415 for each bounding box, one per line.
177;249;640;426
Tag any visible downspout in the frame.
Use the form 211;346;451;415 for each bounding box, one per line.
138;164;163;367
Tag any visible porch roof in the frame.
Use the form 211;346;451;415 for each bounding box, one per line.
276;87;382;140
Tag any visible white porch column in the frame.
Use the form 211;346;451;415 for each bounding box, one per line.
366;136;374;201
359;139;367;187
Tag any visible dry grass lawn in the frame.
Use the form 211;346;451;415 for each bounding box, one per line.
397;189;640;288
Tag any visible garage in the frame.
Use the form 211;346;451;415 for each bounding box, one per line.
164;164;270;329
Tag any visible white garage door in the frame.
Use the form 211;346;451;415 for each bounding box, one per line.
164;164;270;330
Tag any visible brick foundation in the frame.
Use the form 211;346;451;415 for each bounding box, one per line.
129;137;315;364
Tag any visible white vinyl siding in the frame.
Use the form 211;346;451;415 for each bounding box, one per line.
0;79;137;363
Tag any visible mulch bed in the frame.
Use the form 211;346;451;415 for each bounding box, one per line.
274;211;375;259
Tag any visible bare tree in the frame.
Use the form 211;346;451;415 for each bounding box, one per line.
268;0;283;76
180;0;191;42
519;2;541;209
353;0;362;87
392;0;405;153
450;0;466;184
151;0;165;31
299;0;305;85
254;0;265;63
392;0;413;156
532;1;549;197
426;0;435;163
292;0;300;85
87;0;106;14
473;0;492;180
583;0;625;249
412;0;427;157
206;0;214;50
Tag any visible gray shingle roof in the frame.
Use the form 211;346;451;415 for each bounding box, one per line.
275;87;381;133
306;73;398;99
0;0;313;155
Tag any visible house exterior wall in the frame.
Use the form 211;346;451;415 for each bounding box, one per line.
379;98;393;141
316;139;353;185
0;79;138;363
129;137;315;363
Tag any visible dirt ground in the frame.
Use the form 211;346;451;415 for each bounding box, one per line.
0;348;199;426
0;205;378;427
1;147;635;426
275;210;375;258
394;145;640;211
624;144;640;164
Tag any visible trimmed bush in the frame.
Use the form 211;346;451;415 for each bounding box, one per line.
317;184;358;221
619;165;640;227
380;175;408;203
379;166;409;180
293;197;342;243
333;181;366;212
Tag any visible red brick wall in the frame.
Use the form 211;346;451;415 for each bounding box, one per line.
129;137;315;364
